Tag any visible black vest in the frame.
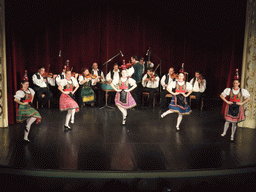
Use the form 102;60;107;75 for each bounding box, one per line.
90;69;102;76
111;70;121;80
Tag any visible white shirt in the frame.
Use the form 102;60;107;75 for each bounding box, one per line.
167;81;193;92
221;88;250;99
78;75;90;85
14;88;35;101
142;73;160;88
126;66;134;77
32;73;55;88
106;69;121;85
91;69;105;85
160;74;175;90
189;77;206;93
56;72;66;86
59;77;79;90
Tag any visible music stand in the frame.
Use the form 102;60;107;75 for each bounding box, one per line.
100;51;123;109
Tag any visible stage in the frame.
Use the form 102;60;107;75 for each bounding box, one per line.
1;99;256;172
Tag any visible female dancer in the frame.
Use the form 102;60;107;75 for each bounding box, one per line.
58;69;79;130
220;78;250;141
161;72;192;130
14;79;42;142
110;69;137;125
78;68;95;106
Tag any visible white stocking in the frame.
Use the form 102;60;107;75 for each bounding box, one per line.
65;109;72;127
71;109;76;122
231;122;237;140
221;121;230;136
176;114;183;129
117;106;127;123
161;110;173;118
24;117;37;140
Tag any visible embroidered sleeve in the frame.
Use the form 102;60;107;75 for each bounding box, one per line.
221;88;231;97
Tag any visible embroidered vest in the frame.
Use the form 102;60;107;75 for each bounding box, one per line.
175;82;186;93
64;79;73;91
119;78;129;90
229;88;242;102
20;89;32;102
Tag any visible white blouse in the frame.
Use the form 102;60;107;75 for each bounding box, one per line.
14;88;35;101
59;77;79;90
221;88;250;99
167;81;193;92
119;77;136;87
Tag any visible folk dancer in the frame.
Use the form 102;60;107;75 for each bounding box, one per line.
160;67;176;109
110;69;137;125
161;73;192;130
58;70;79;130
142;68;160;108
14;78;42;142
189;70;206;110
78;68;95;106
220;71;250;141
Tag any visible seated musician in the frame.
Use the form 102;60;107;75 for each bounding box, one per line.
139;57;154;74
32;66;57;107
142;68;160;108
106;63;121;105
90;62;105;106
56;65;66;86
78;68;95;107
160;67;176;109
189;70;206;110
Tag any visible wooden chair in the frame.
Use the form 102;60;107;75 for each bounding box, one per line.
142;92;158;107
189;95;203;110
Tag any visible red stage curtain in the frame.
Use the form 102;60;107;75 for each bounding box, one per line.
6;1;246;124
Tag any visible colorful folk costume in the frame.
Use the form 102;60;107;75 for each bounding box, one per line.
59;77;79;130
220;88;250;140
111;75;137;125
161;80;193;130
220;69;250;141
14;88;42;142
78;76;95;105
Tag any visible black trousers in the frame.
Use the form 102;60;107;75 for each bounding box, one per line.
91;83;103;106
34;87;53;105
143;87;158;107
131;82;143;108
160;89;169;108
190;92;203;109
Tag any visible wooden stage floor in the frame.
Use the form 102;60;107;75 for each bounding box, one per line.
1;101;256;171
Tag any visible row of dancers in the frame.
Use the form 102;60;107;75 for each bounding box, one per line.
14;62;250;142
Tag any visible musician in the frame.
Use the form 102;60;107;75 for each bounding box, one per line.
220;75;250;141
106;63;121;85
78;68;95;106
160;67;176;109
139;57;154;74
161;72;192;130
58;69;79;130
56;65;66;86
110;69;137;125
142;68;160;108
189;70;206;110
106;63;121;105
14;78;41;142
131;55;143;109
32;66;57;107
90;62;104;106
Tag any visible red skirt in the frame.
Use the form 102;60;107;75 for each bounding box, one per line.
59;93;79;112
224;104;245;123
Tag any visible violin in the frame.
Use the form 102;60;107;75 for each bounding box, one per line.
171;73;179;79
84;73;97;79
119;60;135;69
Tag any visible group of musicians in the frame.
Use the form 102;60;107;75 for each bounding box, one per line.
14;55;250;143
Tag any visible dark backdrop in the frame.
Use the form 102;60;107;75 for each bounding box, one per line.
6;0;247;124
